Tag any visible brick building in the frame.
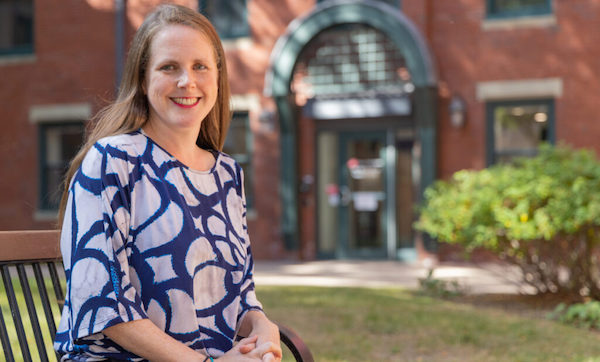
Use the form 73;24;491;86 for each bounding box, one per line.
1;0;599;260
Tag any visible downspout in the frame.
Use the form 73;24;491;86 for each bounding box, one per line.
115;0;126;92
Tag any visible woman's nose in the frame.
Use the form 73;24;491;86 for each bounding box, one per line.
177;70;195;88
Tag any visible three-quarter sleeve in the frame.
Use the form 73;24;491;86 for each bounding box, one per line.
60;142;148;342
235;166;264;323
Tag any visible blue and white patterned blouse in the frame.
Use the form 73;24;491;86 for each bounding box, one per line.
54;130;263;361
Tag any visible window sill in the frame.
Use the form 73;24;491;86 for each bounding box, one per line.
34;210;58;222
0;54;36;66
482;14;556;31
247;209;257;220
221;37;253;51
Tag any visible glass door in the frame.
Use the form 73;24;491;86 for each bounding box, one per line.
317;131;388;258
339;132;387;257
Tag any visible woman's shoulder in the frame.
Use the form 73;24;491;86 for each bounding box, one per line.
214;150;243;172
213;151;246;193
80;131;146;177
96;131;147;155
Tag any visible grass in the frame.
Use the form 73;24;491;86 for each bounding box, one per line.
4;279;600;361
257;286;600;362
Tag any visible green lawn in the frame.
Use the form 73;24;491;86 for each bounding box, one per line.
257;286;600;362
4;283;600;361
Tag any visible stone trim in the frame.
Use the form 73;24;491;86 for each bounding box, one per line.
476;78;563;101
221;37;253;51
482;14;556;31
0;54;36;66
230;94;260;112
33;210;58;222
29;103;92;123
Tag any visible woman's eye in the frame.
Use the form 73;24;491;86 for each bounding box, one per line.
160;64;175;71
194;64;207;70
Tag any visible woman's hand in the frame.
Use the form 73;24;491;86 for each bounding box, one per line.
252;319;281;362
237;311;282;362
217;335;274;361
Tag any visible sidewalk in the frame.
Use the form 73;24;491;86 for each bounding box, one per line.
254;260;533;294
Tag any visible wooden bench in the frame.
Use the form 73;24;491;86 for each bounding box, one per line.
0;230;313;362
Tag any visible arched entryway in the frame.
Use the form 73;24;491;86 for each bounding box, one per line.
264;0;437;260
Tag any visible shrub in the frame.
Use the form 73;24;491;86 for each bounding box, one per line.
415;144;600;299
548;301;600;330
418;269;466;298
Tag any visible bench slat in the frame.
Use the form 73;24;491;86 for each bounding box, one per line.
0;230;61;262
48;262;65;309
33;263;58;341
1;265;33;362
17;264;50;362
0;305;15;362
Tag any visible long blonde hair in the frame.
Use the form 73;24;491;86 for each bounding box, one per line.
58;4;231;224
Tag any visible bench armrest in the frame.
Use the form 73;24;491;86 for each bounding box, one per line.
277;322;314;362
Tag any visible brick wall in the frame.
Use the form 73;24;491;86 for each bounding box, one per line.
429;0;600;178
0;0;118;230
225;0;313;259
0;0;296;258
3;0;600;259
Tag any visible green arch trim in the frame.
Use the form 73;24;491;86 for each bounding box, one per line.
265;0;437;97
264;0;438;254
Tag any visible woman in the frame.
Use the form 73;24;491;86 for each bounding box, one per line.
53;5;281;361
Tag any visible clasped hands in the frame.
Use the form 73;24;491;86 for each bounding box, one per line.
217;335;282;362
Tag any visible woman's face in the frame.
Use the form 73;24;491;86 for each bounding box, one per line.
144;24;218;135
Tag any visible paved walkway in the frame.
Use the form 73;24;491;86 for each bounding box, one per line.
254;260;533;294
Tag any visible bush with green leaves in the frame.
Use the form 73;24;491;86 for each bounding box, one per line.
418;269;466;298
415;144;600;299
548;301;600;329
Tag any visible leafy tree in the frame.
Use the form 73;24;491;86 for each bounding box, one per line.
416;144;600;298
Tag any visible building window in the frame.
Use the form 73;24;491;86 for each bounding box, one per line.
486;99;554;164
0;0;34;55
199;0;249;39
223;112;254;210
487;0;552;19
293;23;412;98
39;123;85;211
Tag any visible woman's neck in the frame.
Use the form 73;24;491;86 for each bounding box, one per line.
142;122;215;171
